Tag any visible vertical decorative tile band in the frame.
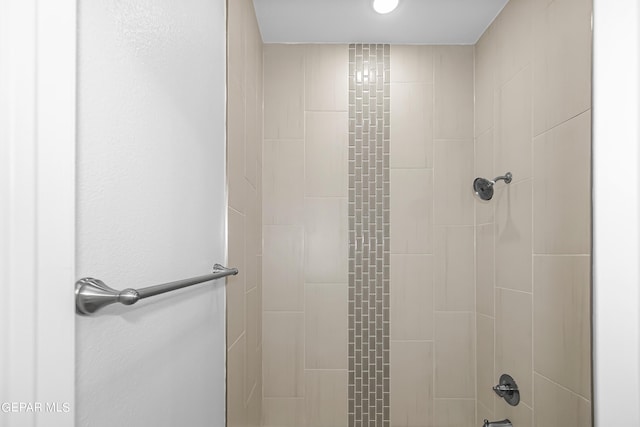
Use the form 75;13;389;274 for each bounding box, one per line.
348;43;390;427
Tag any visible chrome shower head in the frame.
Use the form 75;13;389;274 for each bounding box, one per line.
473;172;513;201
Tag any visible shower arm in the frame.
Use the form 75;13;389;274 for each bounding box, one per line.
492;172;513;185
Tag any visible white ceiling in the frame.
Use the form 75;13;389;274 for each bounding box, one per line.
253;0;509;45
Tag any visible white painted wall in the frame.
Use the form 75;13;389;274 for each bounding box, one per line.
593;0;640;425
76;1;227;426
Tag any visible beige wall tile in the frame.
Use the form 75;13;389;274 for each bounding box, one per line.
304;370;348;427
228;77;246;213
304;198;348;283
495;66;532;182
245;67;260;189
305;284;348;369
533;111;591;255
228;208;246;346
263;398;306;427
476;224;495;317
434;399;476;427
435;226;475;311
390;45;433;83
434;140;474;226
434;46;474;140
494;180;532;292
491;0;533;87
475;129;495;225
227;0;246;91
495;288;532;406
390;341;434;427
477;314;495;411
534;374;591;427
263;312;305;397
227;335;247;427
534;255;591;399
475;28;496;135
532;0;592;135
305;112;349;197
263;140;305;226
305;45;348;112
390;254;434;341
247;382;261;427
390;169;433;254
390;82;434;168
263;225;304;311
245;181;260;291
264;45;305;139
434;312;475;398
246;287;259;400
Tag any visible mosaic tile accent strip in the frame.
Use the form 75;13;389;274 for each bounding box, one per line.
348;43;390;427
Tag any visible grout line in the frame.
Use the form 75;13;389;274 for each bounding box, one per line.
533;372;592;403
532;107;592;139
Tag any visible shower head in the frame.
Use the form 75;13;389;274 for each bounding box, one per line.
473;172;513;201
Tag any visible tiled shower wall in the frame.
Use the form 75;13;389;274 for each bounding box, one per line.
227;0;263;425
389;45;476;427
474;0;592;425
262;43;477;426
262;44;349;427
259;1;592;425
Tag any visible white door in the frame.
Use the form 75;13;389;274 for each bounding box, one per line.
1;1;228;426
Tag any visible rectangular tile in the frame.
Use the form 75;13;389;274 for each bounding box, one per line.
533;374;591;427
475;129;495;225
476;224;495;317
532;0;592;135
390;341;434;427
227;335;247;427
390;45;433;83
390;169;433;253
494;180;533;292
263;312;305;397
390;82;434;168
305;370;348;427
433;46;474;140
476;314;495;410
263;398;306;427
263;140;305;226
264;44;305;139
434;226;475;311
495;66;532;182
305;112;349;197
304;198;348;283
263;225;305;311
433;140;474;226
495;288;532;406
305;44;349;112
534;255;591;398
533;111;591;255
305;284;348;369
390;254;434;341
434;399;476;427
228;208;246;346
434;312;475;399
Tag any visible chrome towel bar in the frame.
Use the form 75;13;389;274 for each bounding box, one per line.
75;264;238;315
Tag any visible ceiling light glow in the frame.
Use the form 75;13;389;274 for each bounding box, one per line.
373;0;399;14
